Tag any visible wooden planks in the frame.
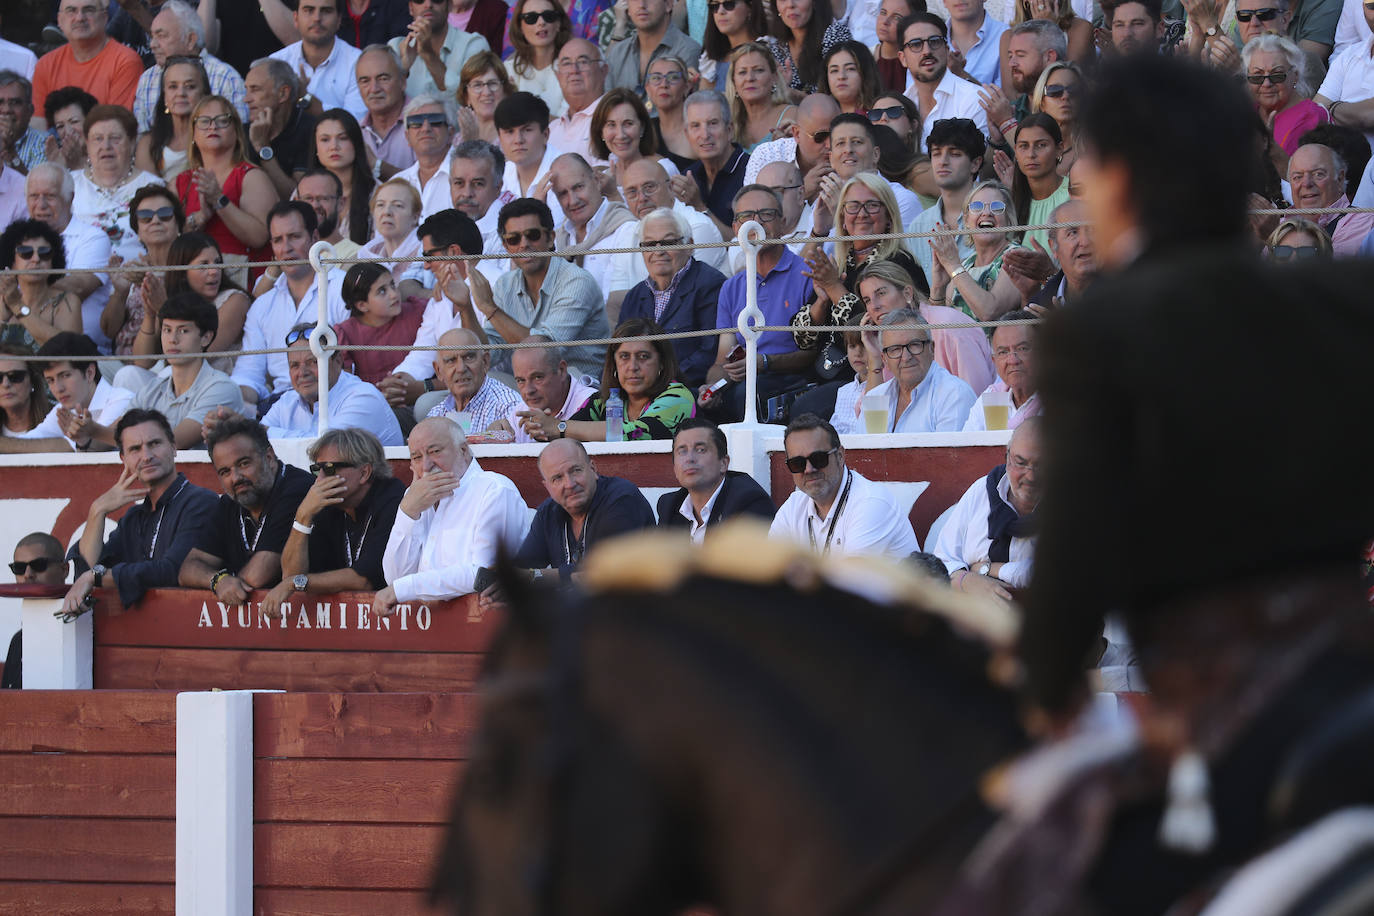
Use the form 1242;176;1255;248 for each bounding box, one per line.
0;690;176;753
0;819;174;883
254;887;446;915
256;758;463;824
254;692;481;759
254;823;447;889
0;882;175;915
0;754;174;818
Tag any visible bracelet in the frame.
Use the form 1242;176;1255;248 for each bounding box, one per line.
951;265;969;280
1329;100;1344;120
209;569;230;593
998;117;1018;136
292;520;314;535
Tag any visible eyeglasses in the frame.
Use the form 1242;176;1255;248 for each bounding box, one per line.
903;35;947;52
624;181;662;200
554;55;602;72
1246;71;1289;85
866;104;907;122
733;208;781;223
993;343;1033;359
136;206;176;222
841;199;885;216
708;0;741;11
15;244;53;259
784;447;839;474
804;129;830;145
646;71;685;86
1042;83;1079;98
466;78;504;93
519;9;560;23
0;370;29;385
502;227;548;246
1271;243;1319;260
9;557;58;575
284;326;317;346
406;112;449;129
968;199;1007;213
1235;7;1282;21
309;461;356;476
192;114;234;130
881;339;931;359
641;236;683;248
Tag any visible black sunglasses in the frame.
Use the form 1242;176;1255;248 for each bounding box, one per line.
284;326;316;346
136;206;176;222
10;557;58;575
15;244;53;259
641;236;683;248
1235;7;1282;20
1042;83;1079;98
309;461;356;476
805;129;830;145
502;227;547;246
405;112;449;129
1271;244;1319;260
0;369;29;384
1246;71;1288;85
785;448;839;474
708;0;741;11
866;104;907;121
519;9;559;23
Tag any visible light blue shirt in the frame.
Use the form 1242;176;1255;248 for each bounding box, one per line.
232;270;348;399
261;369;403;444
957;13;1010;87
871;362;977;433
907;199;975;283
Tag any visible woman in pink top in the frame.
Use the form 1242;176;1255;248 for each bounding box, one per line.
1244;34;1327;173
333;262;428;386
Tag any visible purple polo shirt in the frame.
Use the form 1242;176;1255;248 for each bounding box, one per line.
716;246;812;355
362;107;416;171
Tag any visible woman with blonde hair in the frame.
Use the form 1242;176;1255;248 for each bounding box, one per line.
1267;217;1333;261
358;179;424;281
998;0;1093;88
456;51;514;145
726;42;796;152
927;180;1024;322
1030;61;1084;174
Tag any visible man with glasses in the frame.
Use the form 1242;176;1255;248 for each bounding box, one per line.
387;0;489;97
769;413;919;557
495;92;566;225
703;185;817;421
0;333;132;454
396;94;459;219
297;169;361;258
606;0;703;96
899;12;989;150
30;0;143;119
261;322;404;444
865;308;975;433
909;118;980;279
132;1;247;134
261;427;406;619
744;94;839;203
269;0;368;120
933;416;1041;602
1288;142;1374;254
469;197;608;378
355;45;415;173
673;89;749;236
549;39;609;163
963;308;1040;430
423;327;522;430
0;71;44;172
5;532;70;689
728;161;812;272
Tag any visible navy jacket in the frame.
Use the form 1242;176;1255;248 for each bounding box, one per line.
656;470;776;532
619;258;726;390
515;475;655;576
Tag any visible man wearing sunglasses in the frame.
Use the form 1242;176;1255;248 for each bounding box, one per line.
25;162;114;349
0;332;132;454
387;0;490;98
899;13;990;151
261;322;404;444
395;94;459;220
769;413;919;558
269;0;368;120
605;0;702;96
132;2;248;134
744;94;839;204
865;308;975;433
4;532;69;689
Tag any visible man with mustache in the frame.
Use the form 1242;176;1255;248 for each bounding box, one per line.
900;12;989;151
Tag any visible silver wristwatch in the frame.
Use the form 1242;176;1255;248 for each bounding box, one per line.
258;145;275;161
977;563;991;577
292;573;308;591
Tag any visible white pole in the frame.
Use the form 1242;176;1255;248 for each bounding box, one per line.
735;219;765;427
307;241;337;436
21;596;91;688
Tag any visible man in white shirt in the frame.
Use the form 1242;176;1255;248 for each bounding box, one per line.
269;0;367;121
0;14;37;79
657;418;775;543
548;38;608;164
25;162;113;350
374;416;529;610
868;308;977;432
133;0;248;133
424;327;523;431
232;202;348;406
900;12;990;150
770;413;920;557
497;337;597;442
933;417;1040;601
606;157;725;298
449;140;514;285
550;152;635;292
394;94;458;220
817;114;922;231
964;309;1041;431
0;333;131;453
495;92;565;225
261;323;404;444
1316;0;1374;151
386;0;490;97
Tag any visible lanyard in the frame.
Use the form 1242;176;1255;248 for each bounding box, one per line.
563;517;588;569
808;470;853;555
146;477;189;559
238;465;285;552
343;512;374;566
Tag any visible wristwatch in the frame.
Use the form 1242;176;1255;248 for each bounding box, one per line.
977;563;991;577
258;145;275;162
92;564;107;588
17;305;30;317
292;574;308;591
557;421;567;438
1204;24;1220;37
297;93;314;109
216;193;231;210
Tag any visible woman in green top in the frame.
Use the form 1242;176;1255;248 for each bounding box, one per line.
998;112;1071;256
524;318;697;441
927;181;1025;323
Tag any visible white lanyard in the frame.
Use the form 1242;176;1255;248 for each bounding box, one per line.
146;477;189;559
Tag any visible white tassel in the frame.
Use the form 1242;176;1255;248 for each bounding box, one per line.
1159;748;1217;854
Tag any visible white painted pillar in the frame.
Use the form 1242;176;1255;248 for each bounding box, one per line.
307;240;337;437
176;690;279;916
735;220;765;426
21;596;91;688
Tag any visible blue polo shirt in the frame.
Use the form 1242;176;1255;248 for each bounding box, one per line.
716;247;813;355
688;145;750;226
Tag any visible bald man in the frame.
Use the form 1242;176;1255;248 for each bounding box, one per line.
744;94;840;202
548;38;608;162
491;336;596;443
425;327;522;432
549;152;636;293
375;416;529;612
514;437;656;579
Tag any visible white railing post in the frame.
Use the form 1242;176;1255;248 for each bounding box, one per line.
307;241;337;436
735;219;766;427
21;596;91;688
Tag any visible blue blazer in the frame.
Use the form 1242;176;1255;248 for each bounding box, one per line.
619;258;726;390
656;471;777;532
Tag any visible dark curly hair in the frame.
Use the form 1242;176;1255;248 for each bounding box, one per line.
0;219;66;279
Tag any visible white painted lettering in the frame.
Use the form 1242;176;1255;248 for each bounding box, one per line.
357;603;370;630
198;602;212;628
398;605;410;630
238;603;252;628
416;604;431;631
295;607;310;628
315;603;331;629
339;602;348;630
258;605;276;628
379;611;391;631
217;602;230;627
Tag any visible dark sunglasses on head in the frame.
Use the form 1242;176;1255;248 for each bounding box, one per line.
866;104;907;122
1246;71;1288;85
309;461;356;476
1271;244;1319;261
519;9;559;23
1235;7;1282;20
1042;83;1079;98
708;0;741;11
405;112;449;129
136;206;176;222
284;326;316;346
785;448;839;474
502;227;547;246
0;369;29;385
15;244;53;259
10;557;58;575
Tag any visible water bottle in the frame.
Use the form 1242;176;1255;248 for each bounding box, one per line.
605;388;624;442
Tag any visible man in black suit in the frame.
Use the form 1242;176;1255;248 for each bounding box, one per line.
657;418;775;542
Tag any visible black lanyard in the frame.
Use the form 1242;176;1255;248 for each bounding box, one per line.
808;470;853;555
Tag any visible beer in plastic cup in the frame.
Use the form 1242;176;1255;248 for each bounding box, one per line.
862;393;890;433
982;390;1012;430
